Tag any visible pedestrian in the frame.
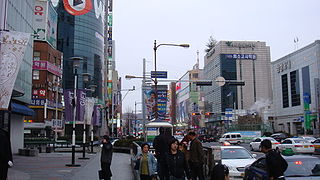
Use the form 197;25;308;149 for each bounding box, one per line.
153;127;172;180
166;138;191;180
0;128;13;180
261;139;288;180
100;135;113;180
180;133;191;161
211;164;229;180
135;143;157;180
188;131;205;180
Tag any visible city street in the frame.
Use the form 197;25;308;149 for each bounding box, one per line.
7;151;134;180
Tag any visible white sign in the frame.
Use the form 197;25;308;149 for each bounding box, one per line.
0;31;30;109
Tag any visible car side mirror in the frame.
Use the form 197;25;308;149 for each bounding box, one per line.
252;154;257;158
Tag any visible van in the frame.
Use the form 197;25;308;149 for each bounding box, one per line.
219;132;243;145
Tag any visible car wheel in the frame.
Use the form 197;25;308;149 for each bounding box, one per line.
276;147;280;152
237;141;241;145
250;145;254;151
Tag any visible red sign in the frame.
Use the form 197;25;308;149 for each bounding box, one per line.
63;0;92;16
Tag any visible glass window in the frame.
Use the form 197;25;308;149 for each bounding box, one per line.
221;148;253;159
33;51;40;61
281;74;289;108
302;66;311;104
290;70;301;106
32;70;40;80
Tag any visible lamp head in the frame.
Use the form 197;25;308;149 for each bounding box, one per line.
82;73;91;83
125;75;136;79
179;44;190;48
70;57;83;68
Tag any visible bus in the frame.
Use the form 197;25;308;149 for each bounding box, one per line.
145;121;173;146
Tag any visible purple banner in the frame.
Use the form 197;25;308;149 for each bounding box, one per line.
63;89;74;122
76;89;86;122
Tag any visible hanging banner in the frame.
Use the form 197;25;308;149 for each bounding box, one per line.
92;105;101;126
144;90;156;119
157;90;168;121
84;97;95;124
63;89;74;122
0;31;30;110
76;89;86;122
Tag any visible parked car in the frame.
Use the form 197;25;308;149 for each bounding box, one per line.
276;138;315;154
244;155;320;179
312;138;320;154
249;137;280;151
300;136;317;143
271;133;290;142
220;146;257;178
219;132;243;145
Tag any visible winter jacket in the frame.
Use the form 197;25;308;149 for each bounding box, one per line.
166;150;191;179
189;138;204;164
100;142;113;164
136;152;157;176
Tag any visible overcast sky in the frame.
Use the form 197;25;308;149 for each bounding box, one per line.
113;0;320;112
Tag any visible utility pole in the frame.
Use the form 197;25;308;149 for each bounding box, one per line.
142;58;147;141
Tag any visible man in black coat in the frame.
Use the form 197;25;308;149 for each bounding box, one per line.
153;127;173;180
100;135;113;180
0;128;13;180
188;131;205;180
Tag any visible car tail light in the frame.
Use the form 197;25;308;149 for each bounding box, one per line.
310;145;314;147
294;161;303;165
295;145;303;147
273;142;280;144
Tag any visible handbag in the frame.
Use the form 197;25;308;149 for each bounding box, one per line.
134;158;140;170
98;170;105;179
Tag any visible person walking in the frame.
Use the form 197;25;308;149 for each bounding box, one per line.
153;127;172;180
261;139;288;180
100;135;113;180
135;143;157;180
0;128;13;180
188;131;205;180
166;138;191;180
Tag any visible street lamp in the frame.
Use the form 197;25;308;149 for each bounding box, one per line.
153;40;189;120
66;57;82;167
78;73;95;160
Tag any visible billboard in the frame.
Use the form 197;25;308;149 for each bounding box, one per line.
144;85;168;120
33;0;57;48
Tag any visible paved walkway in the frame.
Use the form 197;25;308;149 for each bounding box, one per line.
8;150;134;180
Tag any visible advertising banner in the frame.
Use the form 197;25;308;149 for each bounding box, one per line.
144;89;156;119
157;90;167;121
76;89;86;122
93;105;101;126
84;97;95;125
63;89;74;122
0;31;30;109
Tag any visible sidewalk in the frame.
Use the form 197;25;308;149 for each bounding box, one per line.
8;150;134;180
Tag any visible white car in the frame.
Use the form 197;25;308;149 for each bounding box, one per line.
249;137;280;151
300;136;317;143
277;138;315;154
220;146;257;178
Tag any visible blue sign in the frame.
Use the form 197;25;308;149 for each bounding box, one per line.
303;93;311;104
225;108;233;117
151;71;167;78
224;54;257;60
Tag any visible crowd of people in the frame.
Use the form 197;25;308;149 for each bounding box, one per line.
133;127;229;180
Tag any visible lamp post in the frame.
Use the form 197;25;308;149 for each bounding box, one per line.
66;57;82;167
153;40;189;120
78;73;93;160
89;84;97;154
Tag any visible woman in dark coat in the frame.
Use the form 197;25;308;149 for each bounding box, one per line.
100;135;113;180
166;138;191;180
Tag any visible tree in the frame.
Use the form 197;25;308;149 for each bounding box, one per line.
205;36;217;53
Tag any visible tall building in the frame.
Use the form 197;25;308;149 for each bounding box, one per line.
203;41;272;128
55;0;106;136
0;0;35;153
271;40;320;136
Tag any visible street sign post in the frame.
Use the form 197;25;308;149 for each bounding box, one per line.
151;71;167;78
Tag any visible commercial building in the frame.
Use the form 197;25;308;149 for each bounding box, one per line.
0;0;35;153
55;0;107;136
203;41;272;131
271;40;320;136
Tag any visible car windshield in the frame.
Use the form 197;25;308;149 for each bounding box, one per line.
222;148;253;159
285;159;320;177
293;139;308;143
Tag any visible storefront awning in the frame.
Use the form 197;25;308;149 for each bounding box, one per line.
11;103;35;116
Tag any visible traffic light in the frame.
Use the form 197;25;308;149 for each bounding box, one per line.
205;112;214;116
191;112;200;116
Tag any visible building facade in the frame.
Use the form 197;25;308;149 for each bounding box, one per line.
0;0;35;153
203;41;272;129
271;40;320;136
